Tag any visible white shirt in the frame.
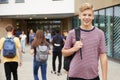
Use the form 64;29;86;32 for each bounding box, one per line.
45;33;51;40
20;34;27;41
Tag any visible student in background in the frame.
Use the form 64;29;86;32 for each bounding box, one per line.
30;30;51;80
0;24;22;80
29;29;35;44
45;30;51;43
51;30;64;76
16;28;21;38
19;31;27;53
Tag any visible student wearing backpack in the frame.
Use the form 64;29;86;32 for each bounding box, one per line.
51;30;64;76
30;30;51;80
0;24;22;80
62;3;108;80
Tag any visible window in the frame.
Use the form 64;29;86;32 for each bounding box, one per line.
15;0;24;3
93;5;120;60
94;11;99;27
0;0;8;4
99;9;105;31
106;7;113;57
113;5;120;59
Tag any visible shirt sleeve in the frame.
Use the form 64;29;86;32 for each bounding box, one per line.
15;37;21;48
99;31;107;54
0;38;5;50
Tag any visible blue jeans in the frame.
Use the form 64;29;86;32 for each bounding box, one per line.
33;56;47;80
21;40;25;52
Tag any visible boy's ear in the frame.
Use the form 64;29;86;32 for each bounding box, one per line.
78;16;81;19
78;13;81;19
93;15;94;19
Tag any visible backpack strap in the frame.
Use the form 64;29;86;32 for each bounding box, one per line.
5;36;14;39
75;27;82;60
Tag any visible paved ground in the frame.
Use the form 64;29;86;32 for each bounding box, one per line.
0;45;120;80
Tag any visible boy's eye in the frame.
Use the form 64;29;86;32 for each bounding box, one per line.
83;14;87;16
83;14;92;16
88;14;92;16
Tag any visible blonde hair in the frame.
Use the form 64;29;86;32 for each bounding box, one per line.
79;3;94;12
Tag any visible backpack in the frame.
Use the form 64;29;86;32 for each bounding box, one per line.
3;36;16;58
63;27;82;71
53;34;63;48
36;45;49;62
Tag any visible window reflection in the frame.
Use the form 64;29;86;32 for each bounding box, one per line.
99;9;105;31
94;11;99;27
15;0;24;3
113;6;120;59
0;0;8;4
93;5;120;60
106;7;113;57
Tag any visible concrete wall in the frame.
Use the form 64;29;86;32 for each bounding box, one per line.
0;0;74;16
74;0;120;15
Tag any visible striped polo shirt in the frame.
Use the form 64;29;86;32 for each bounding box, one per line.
63;27;106;79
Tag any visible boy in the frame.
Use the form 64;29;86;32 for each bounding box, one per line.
62;3;108;80
0;24;22;80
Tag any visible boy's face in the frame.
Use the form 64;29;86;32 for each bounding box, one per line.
79;9;94;26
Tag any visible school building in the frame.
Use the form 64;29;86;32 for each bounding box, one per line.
0;0;120;60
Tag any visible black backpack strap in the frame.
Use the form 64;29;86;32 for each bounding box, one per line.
75;27;80;41
75;27;82;60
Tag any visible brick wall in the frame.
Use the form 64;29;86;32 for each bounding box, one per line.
0;18;16;38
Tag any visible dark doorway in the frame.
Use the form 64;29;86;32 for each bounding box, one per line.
26;19;62;43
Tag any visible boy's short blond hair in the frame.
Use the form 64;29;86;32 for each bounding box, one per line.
79;3;94;13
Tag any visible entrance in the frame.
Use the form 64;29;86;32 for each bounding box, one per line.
26;19;62;42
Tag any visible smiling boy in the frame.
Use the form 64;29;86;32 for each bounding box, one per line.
62;3;108;80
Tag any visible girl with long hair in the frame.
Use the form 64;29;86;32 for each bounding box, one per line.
30;30;50;80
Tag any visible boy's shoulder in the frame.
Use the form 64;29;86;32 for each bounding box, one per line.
13;37;21;43
0;37;6;43
68;29;75;34
14;36;19;40
95;27;104;34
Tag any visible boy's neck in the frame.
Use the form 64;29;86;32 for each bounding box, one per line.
80;25;93;30
7;32;13;37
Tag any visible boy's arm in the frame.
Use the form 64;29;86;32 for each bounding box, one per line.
62;41;83;57
18;47;22;66
0;38;4;63
30;49;34;55
0;50;1;63
16;37;22;66
100;53;108;80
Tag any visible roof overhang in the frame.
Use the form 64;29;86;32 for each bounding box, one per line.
0;13;74;19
